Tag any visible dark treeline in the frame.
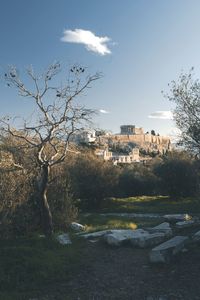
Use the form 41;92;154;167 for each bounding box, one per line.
1;137;200;236
68;149;200;204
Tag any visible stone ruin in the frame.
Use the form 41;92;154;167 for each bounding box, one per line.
72;214;200;264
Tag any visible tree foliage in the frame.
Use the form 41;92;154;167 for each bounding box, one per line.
165;69;200;153
154;151;199;197
118;164;158;197
68;151;120;209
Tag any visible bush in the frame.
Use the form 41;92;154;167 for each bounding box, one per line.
154;151;200;197
68;152;120;209
48;164;78;230
117;164;159;197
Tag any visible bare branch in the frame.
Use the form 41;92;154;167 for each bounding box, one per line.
1;63;101;167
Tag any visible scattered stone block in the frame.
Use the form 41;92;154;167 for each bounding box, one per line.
131;232;166;248
38;234;45;238
100;213;163;219
181;248;188;253
192;230;200;242
148;222;172;237
149;235;189;263
80;230;111;239
104;229;148;246
164;214;192;221
57;233;72;245
175;220;195;229
89;239;99;243
70;222;85;232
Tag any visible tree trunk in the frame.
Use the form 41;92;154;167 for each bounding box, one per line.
37;164;53;237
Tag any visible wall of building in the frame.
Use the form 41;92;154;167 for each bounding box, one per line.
120;125;144;135
96;147;140;164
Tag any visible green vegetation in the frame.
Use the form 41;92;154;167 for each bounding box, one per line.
79;213;161;233
1;144;200;236
98;195;200;214
78;195;200;233
1;125;200;299
166;69;200;154
0;235;86;300
154;151;199;197
1;194;200;299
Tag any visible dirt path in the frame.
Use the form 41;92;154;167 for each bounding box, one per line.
46;240;200;300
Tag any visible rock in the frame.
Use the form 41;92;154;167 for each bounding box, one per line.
70;222;85;231
175;220;195;229
104;231;127;246
89;239;99;243
38;234;45;238
57;233;72;245
192;230;200;242
149;235;189;263
131;232;166;248
148;222;172;237
181;248;188;253
100;213;163;219
104;229;148;246
80;230;111;239
164;214;192;221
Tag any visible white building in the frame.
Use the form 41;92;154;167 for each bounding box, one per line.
71;130;96;144
96;148;140;164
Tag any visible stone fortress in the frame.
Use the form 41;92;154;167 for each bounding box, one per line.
95;125;171;164
109;125;170;153
0;125;171;168
69;124;171;164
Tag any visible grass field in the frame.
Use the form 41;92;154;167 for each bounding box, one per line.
0;235;86;300
78;195;200;233
97;195;200;214
79;213;162;233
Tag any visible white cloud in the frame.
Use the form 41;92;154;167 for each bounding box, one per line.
99;109;110;114
61;29;111;55
148;111;173;120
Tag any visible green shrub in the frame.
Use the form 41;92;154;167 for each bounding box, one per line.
154;151;200;197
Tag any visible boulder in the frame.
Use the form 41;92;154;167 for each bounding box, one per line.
104;229;148;246
149;235;189;263
192;230;200;242
148;222;172;237
38;234;45;238
175;220;195;229
70;222;85;232
131;232;166;248
80;230;111;239
57;233;72;245
100;213;162;219
164;214;191;221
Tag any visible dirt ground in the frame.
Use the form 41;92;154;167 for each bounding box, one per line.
43;239;200;300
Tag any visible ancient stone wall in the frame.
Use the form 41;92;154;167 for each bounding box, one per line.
98;133;171;153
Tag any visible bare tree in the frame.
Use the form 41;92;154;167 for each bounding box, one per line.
0;63;101;236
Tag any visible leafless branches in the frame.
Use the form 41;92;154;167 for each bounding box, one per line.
1;62;101;166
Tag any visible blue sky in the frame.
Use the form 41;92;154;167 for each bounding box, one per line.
1;0;200;136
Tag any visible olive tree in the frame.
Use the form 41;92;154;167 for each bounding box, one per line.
0;63;100;236
165;69;200;154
